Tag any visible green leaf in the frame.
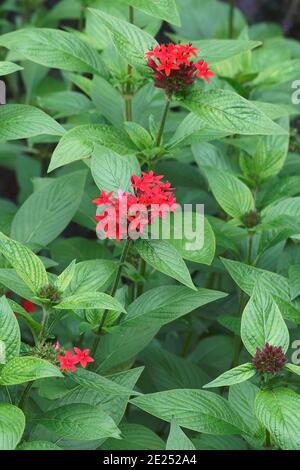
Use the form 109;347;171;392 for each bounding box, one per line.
218;315;241;336
0;269;36;301
284;363;300;377
0;232;48;294
124;121;153;150
91;147;140;194
123;0;181;26
241;284;290;356
0;296;20;363
221;258;290;302
124;285;227;327
7;298;41;339
37;90;93;119
0;105;64;141
240;117;289;183
192;39;261;65
140;344;210;390
229;382;265;448
91;76;125;127
17;441;62;450
68;368;136;397
203;363;256;388
54;292;126;312
0;28;104;74
255;388;300;450
54;260;76;293
131;389;247;435
253;59;300;87
0;404;25;450
65;260;117;295
166;420;196;450
101;423;165;450
135;240;196;290
38;404;121;440
289;265;300;301
0;61;23;76
179;89;287;136
48;124;134;173
87;9;157;71
202;166;255;219
0;356;63;385
169;212;215;265
11;171;87;248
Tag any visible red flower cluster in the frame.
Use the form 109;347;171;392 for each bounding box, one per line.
146;42;215;95
252;343;287;374
57;347;94;372
22;299;36;314
93;171;177;240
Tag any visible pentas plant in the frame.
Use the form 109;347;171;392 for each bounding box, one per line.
1;0;300;454
146;42;214;95
93;171;177;240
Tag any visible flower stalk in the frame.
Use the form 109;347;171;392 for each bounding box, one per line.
90;238;132;359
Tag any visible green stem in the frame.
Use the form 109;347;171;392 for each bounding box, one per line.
18;381;34;412
247;231;254;265
265;429;272;449
228;0;235;38
39;306;50;345
90;239;132;358
124;5;134;122
136;258;146;297
156;99;170;147
231;230;255;367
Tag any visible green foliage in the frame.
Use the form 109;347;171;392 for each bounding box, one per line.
0;0;300;453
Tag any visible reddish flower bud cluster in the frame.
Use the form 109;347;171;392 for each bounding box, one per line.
21;299;36;314
57;347;94;372
93;171;177;240
252;342;287;374
146;42;215;95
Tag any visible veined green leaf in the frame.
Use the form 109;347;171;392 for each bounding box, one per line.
135;240;196;290
166;420;196;450
91;147;140;194
124;285;227;326
0;28;104;74
68;368;137;396
255;388;300;450
54;260;76;293
0;404;25;450
48;124;134;173
54;292;126;312
0;296;20;363
179;89;287;136
123;0;181;26
11;171;87;248
203;363;256;388
131;389;248;435
87;9;157;72
0;356;62;385
0;232;48;294
202;166;255;219
17;441;62;450
0;105;64;141
241;283;290;356
38;404;121;440
0;61;23;76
